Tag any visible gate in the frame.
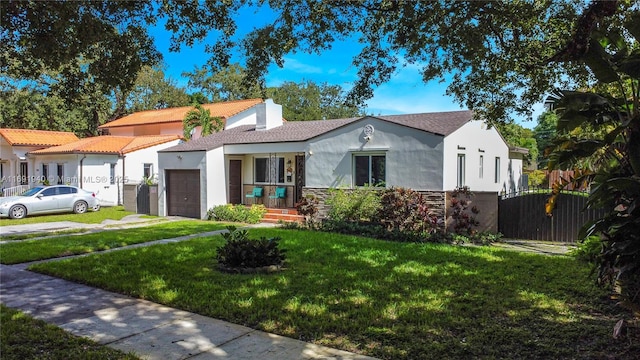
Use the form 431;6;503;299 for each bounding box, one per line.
498;190;606;243
136;184;150;215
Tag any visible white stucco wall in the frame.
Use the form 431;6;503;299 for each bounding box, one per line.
443;120;510;192
157;150;207;217
124;140;181;184
1;143;43;188
306;117;445;190
206;147;227;211
225;107;259;130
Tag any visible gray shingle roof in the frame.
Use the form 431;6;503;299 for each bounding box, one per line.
160;110;472;152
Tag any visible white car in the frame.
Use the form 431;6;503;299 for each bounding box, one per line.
0;185;100;219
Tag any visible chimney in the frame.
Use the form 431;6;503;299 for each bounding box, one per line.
256;99;283;131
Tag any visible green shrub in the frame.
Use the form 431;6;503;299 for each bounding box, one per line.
326;186;380;222
375;187;439;235
216;226;286;269
295;194;319;227
449;186;480;235
570;235;602;263
207;204;266;223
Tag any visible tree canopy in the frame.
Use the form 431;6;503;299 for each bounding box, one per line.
3;1;636;124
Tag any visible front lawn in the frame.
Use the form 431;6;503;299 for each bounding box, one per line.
0;305;139;360
0;206;134;226
0;220;229;264
29;228;637;359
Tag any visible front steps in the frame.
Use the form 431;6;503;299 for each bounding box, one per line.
261;207;304;224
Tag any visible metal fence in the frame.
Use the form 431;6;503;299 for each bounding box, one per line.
498;189;606;243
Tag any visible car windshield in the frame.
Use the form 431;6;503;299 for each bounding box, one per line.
20;187;45;196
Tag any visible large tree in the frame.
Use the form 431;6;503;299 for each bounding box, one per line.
3;1;635;125
265;80;365;120
122;66;191;112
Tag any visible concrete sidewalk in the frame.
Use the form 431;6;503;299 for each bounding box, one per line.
0;214;166;237
0;264;376;360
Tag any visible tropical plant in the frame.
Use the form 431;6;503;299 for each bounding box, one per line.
182;103;223;140
448;186;480;236
216;226;285;270
545;11;640;317
295;194;319;227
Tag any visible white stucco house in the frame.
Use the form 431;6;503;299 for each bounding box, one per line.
1;128;80;195
157;100;526;219
29;135;181;206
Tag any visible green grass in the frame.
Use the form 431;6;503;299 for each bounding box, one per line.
0;220;230;264
0;206;133;226
30;228;638;359
0;305;139;360
0;228;91;241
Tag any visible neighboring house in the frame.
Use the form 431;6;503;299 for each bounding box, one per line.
157;100;526;219
29;135;181;206
0;128;80;194
98;98;265;138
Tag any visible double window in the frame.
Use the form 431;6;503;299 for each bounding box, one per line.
254;157;285;184
354;154;386;187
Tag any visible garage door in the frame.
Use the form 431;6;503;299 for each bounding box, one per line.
166;170;201;218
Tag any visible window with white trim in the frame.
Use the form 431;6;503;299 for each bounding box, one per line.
495;157;501;183
354;154;386;187
457;154;465;187
143;163;153;179
110;164;116;185
479;155;484;179
57;164;64;184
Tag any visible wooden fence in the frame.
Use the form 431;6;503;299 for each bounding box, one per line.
498;189;606;243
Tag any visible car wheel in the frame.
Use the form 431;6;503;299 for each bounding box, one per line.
9;205;27;219
73;201;88;214
92;204;101;212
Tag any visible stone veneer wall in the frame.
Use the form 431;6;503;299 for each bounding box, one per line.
301;187;446;227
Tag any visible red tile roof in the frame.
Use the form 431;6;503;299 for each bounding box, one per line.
98;99;264;129
30;135;181;155
161;111;473;152
0;128;79;146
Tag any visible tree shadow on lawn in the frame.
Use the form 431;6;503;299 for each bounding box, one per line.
30;229;636;360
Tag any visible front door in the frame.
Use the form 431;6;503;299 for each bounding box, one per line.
294;155;305;204
228;160;242;204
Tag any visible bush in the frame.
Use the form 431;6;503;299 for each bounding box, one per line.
326;186;380;222
449;186;480;235
570;235;602;263
295;194;319;227
216;226;286;270
207;204;266;223
375;187;439;235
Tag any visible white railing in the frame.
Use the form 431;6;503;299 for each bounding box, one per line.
2;185;30;197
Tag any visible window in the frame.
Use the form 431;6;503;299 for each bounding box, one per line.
457;154;465;187
42;164;49;181
143;163;153;179
479;155;484;179
58;186;73;195
41;187;57;196
57;164;64;184
19;162;28;185
354;154;386;187
495;157;501;183
254;157;285;183
110;163;116;185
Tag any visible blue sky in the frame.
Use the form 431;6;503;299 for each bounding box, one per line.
151;8;540;129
